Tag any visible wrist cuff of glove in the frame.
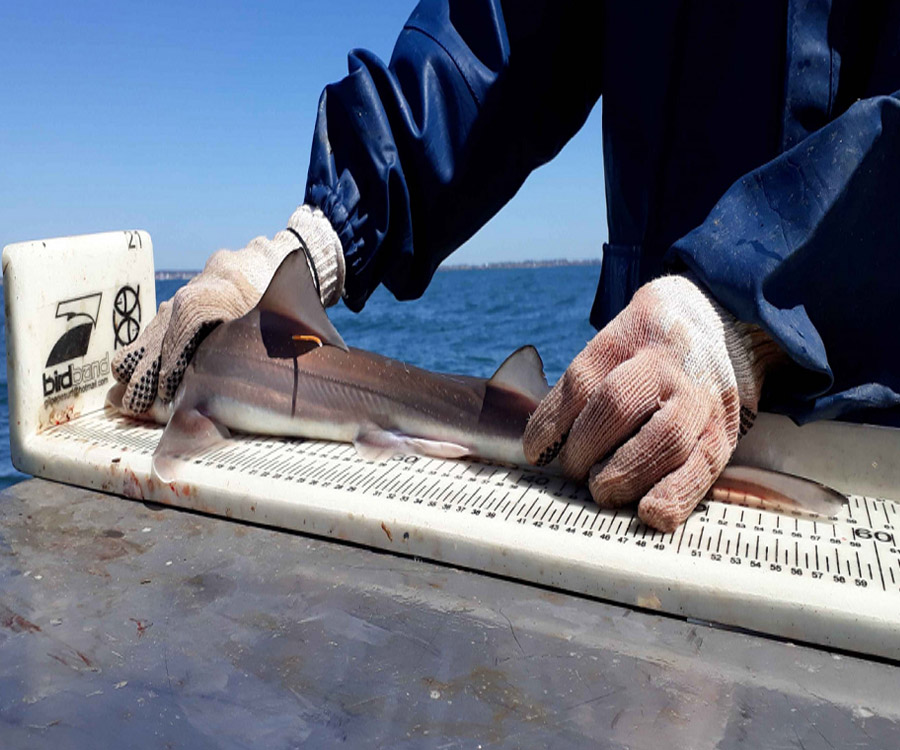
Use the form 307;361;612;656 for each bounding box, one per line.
285;205;345;307
690;280;785;412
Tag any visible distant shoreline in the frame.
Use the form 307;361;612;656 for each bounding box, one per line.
154;258;601;281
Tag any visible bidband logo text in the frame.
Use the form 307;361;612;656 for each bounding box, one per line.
43;354;110;399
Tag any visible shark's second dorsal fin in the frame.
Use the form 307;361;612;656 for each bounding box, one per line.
488;346;550;404
258;251;348;357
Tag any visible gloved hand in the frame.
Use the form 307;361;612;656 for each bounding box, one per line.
523;275;783;532
112;205;344;415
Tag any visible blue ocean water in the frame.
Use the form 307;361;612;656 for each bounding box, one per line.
0;264;600;490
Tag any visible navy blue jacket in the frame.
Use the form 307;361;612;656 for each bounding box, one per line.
305;0;900;425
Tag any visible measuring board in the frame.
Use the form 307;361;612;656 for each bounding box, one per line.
5;232;900;662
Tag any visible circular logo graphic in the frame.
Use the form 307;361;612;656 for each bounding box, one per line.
113;285;141;348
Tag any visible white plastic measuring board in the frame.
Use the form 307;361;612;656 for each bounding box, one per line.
5;232;900;661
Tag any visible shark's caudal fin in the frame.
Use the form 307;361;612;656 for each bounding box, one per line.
151;403;231;484
711;465;847;517
257;251;349;359
488;346;550;404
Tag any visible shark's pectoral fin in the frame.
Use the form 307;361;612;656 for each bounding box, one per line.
353;427;469;463
151;406;231;483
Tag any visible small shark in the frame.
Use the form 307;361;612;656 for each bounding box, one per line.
116;251;845;522
146;251;552;483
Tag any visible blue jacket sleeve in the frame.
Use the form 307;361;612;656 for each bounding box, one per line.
305;0;602;311
669;92;900;423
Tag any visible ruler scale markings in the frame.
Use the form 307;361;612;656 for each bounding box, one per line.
393;473;417;495
483;490;501;510
379;470;402;494
360;467;386;493
449;486;467;506
381;462;403;495
314;461;340;483
438;484;457;504
367;461;398;489
341;466;367;489
590;513;602;531
270;452;296;476
573;507;587;528
716;530;723;554
864;497;874;528
328;464;354;485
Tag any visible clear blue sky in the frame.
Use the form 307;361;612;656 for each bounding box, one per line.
1;1;606;271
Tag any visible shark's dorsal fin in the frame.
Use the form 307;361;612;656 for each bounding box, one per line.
488;346;550;404
258;251;348;357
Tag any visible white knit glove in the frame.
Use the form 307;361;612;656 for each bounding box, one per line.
112;205;344;414
524;275;783;532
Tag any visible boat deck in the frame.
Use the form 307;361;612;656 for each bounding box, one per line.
1;478;897;748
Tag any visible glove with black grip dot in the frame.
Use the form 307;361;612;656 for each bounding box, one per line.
112;206;344;414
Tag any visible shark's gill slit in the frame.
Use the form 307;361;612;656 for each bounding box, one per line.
292;356;299;418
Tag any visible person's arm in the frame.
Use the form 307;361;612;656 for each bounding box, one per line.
112;0;603;413
305;0;603;310
525;88;900;532
668;90;900;423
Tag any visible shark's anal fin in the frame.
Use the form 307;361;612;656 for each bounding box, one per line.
151;406;231;484
353;427;469;463
710;465;847;517
488;346;550;404
258;251;349;358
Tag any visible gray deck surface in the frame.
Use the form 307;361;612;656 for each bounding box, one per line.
1;478;898;749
